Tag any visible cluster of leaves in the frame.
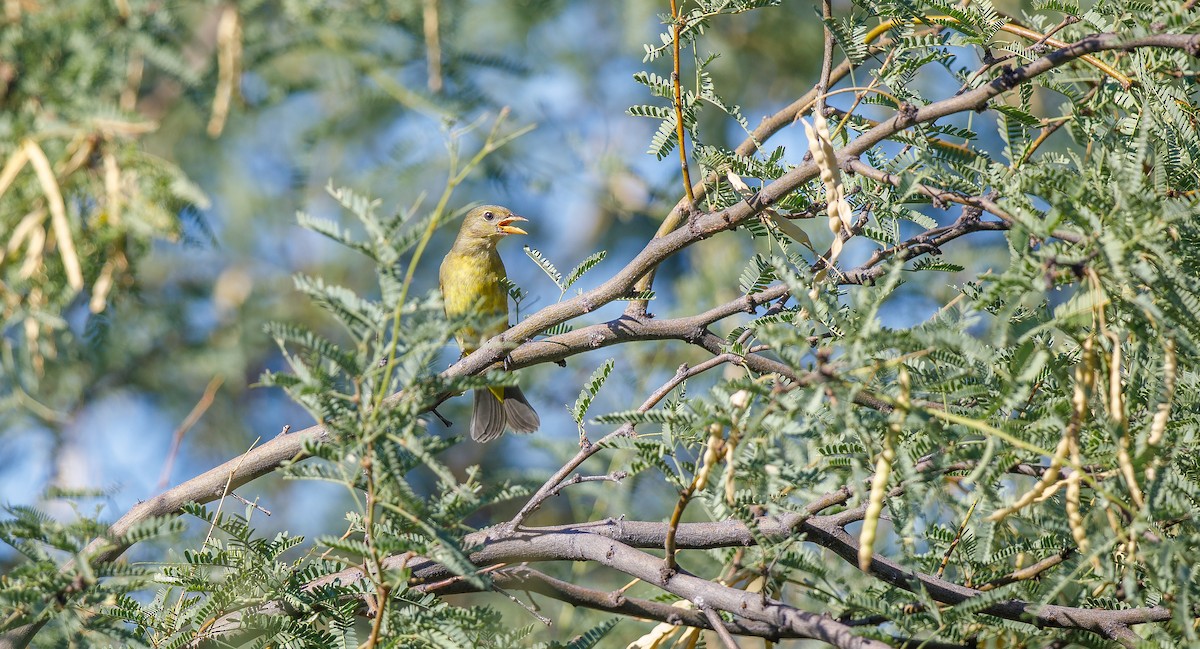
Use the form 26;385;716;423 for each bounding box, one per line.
0;493;183;645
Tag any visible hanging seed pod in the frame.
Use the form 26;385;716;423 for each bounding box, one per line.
860;367;908;571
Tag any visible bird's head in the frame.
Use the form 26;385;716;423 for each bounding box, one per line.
459;205;528;242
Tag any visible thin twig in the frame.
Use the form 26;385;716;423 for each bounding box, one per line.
829;50;898;140
818;0;835;113
1015;119;1067;168
365;584;389;648
203;437;261;547
978;548;1071;591
443;566;800;640
623;46;886;315
847;159;1016;221
158;376;225;489
363;454;388;649
546;471;629;498
227;492;271;516
935;499;977;580
699;601;741;649
670;0;695;209
494;586;552;626
664;424;724;575
959;16;1080;96
864;15;1132;87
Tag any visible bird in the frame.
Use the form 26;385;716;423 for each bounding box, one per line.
438;205;541;442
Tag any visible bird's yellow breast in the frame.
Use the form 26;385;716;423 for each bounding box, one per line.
439;248;510;354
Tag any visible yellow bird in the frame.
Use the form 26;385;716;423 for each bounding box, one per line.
439;205;540;442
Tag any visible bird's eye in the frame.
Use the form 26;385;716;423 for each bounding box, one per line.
483;211;494;221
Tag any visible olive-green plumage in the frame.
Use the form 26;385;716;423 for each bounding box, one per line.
439;205;540;442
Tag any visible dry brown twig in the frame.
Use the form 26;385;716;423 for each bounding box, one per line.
158;376;226;489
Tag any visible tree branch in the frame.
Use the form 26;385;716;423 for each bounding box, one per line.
209;509;1171;648
183;458;1163;648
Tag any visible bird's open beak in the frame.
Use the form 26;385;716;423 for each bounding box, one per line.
496;215;528;236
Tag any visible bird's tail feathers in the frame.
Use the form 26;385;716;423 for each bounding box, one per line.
469;386;539;442
471;389;506;442
502;385;540;434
